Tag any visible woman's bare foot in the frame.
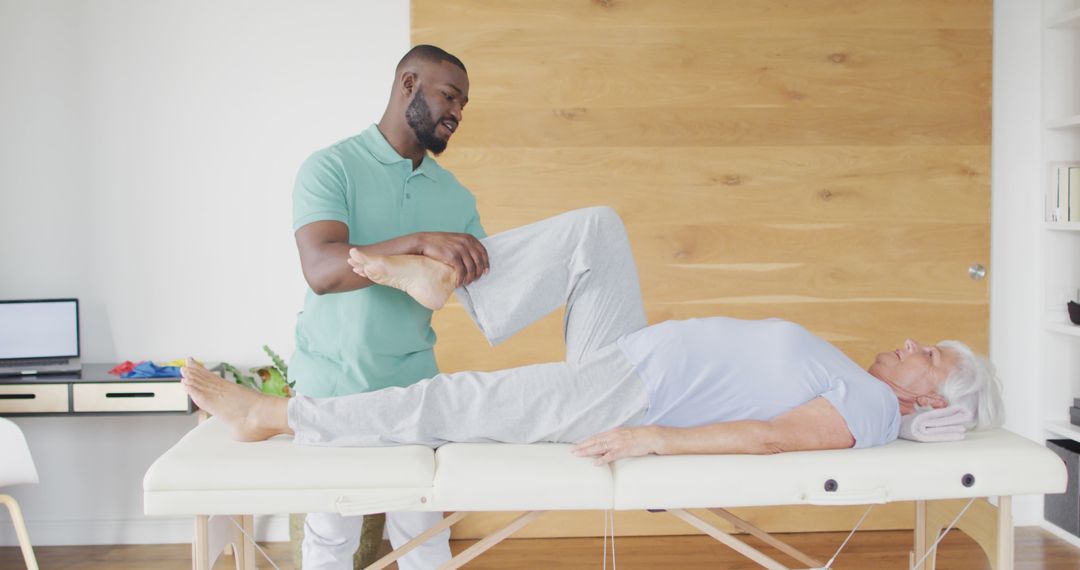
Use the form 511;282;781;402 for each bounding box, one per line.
348;250;459;310
180;358;293;442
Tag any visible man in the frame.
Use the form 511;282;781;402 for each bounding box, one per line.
290;45;485;569
185;207;1003;465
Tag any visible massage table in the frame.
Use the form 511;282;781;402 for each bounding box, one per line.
144;418;1067;569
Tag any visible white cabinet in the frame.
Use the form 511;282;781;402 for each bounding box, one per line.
1037;0;1080;543
1041;0;1080;439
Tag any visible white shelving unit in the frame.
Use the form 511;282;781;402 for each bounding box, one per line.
1046;322;1080;338
1045;419;1080;441
1048;6;1080;28
1047;115;1080;129
1040;0;1080;447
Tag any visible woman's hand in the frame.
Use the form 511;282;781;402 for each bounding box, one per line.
572;425;665;466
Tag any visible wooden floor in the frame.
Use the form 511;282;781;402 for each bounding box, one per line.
2;527;1077;569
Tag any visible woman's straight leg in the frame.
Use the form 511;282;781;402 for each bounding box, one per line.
289;343;647;447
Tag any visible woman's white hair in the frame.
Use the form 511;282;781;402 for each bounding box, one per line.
936;340;1004;430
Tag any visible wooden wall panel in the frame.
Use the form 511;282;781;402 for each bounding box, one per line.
414;0;991;538
416;1;990;30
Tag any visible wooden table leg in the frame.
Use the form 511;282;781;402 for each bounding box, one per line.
193;515;209;570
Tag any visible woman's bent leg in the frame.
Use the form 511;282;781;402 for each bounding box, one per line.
456;206;647;362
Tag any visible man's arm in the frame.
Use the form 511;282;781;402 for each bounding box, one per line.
572;397;854;465
296;221;489;295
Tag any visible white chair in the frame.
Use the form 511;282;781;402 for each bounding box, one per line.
0;417;39;570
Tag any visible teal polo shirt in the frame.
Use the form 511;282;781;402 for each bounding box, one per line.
290;124;485;397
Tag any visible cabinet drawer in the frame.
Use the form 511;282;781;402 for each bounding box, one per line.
73;382;190;413
0;384;69;414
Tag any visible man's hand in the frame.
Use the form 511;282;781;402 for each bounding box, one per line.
572;425;665;466
414;232;489;287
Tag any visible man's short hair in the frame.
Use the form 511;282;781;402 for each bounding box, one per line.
938;340;1004;429
397;45;467;74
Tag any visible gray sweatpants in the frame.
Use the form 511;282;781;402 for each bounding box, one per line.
289;206;650;447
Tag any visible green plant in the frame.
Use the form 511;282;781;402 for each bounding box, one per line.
220;346;295;397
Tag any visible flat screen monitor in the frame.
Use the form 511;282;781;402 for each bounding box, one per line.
0;299;80;360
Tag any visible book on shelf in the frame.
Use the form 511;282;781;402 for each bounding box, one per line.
1058;166;1068;221
1048;164;1080;222
1073;167;1080;222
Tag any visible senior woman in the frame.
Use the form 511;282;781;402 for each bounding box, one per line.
181;207;1002;463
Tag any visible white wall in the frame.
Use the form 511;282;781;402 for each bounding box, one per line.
0;0;409;545
990;0;1045;525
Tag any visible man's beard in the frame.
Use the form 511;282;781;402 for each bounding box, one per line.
405;90;448;155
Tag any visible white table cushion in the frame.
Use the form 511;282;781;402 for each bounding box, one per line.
144;418;435;516
432;443;612;511
611;429;1067;510
145;421;1066;517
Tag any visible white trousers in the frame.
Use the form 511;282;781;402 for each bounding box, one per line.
299;207;647;568
303;511;449;570
290;206;650;447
